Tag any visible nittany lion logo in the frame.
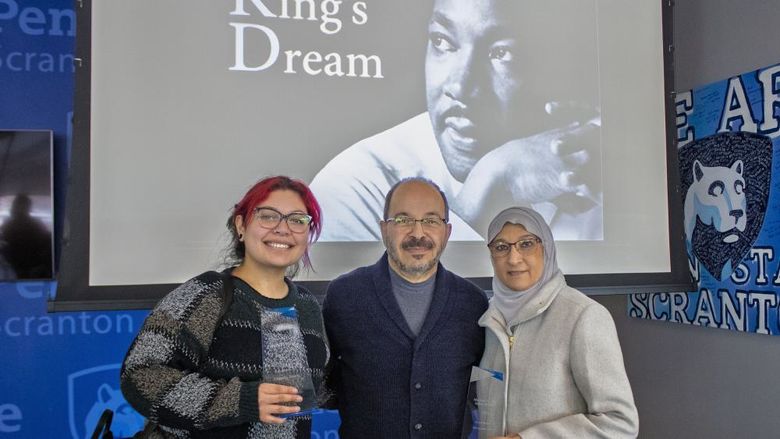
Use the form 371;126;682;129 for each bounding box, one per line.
68;364;145;439
679;132;772;280
684;160;746;245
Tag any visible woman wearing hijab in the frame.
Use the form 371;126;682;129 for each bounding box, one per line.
477;207;639;439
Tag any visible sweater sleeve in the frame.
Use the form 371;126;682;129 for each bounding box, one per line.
519;304;639;439
119;275;260;430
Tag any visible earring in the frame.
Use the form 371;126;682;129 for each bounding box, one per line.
238;233;244;241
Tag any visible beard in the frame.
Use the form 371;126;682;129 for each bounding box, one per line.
386;236;441;278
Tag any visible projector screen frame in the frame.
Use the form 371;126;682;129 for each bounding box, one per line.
52;0;692;312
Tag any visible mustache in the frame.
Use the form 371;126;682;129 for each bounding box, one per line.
401;236;435;250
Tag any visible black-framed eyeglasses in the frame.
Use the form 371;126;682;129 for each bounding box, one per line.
252;207;312;233
384;215;447;229
488;237;542;257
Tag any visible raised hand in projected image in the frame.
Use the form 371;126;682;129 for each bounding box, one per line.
454;102;603;239
545;102;603;198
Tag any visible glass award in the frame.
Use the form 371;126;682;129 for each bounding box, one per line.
263;306;318;417
464;366;504;438
264;368;318;416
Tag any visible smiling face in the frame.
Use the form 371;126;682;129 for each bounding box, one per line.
380;181;452;282
490;223;544;291
425;0;534;181
234;189;310;275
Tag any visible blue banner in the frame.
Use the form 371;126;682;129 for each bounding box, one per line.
629;62;780;335
0;282;150;437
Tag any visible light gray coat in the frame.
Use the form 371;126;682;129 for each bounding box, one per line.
477;272;639;438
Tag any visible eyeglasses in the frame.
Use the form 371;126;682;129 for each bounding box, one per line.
252;207;312;233
384;215;447;229
488;237;542;258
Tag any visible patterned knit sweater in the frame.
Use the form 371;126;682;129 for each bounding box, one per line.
120;270;330;438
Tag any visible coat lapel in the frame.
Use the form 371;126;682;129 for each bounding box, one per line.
413;263;451;351
372;254;416;342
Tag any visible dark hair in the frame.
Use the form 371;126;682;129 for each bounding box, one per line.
383;177;450;222
225;176;322;276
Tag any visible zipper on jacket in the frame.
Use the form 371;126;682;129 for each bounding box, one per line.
485;317;516;437
501;329;515;436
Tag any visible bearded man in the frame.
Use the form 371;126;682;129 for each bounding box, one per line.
322;177;488;438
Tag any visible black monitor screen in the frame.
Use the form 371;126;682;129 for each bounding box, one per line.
0;130;54;281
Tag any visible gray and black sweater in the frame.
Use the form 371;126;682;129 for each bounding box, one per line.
120;270;330;439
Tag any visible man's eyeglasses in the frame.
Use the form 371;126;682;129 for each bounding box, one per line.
252;207;312;233
488;237;542;258
384;215;447;229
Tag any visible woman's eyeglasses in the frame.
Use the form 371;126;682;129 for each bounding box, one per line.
488;237;541;257
252;207;312;233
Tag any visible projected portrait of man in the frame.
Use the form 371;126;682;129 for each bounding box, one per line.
311;0;602;241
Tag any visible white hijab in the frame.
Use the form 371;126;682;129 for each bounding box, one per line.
487;207;561;327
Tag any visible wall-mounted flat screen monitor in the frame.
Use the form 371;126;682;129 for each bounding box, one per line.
56;0;692;311
0;130;54;281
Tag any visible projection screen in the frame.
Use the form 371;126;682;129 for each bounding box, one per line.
54;0;691;311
